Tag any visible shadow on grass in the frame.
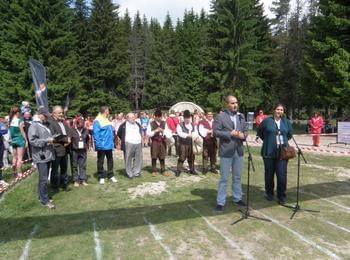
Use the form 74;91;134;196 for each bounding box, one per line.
0;179;349;242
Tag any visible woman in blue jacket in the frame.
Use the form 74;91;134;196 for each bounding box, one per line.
257;104;293;205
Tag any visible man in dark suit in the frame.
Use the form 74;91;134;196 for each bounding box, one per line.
48;105;70;191
213;96;248;213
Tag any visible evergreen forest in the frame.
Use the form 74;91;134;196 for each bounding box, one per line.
0;0;349;118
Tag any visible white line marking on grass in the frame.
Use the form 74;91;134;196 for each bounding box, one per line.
326;221;350;234
143;217;175;260
256;211;341;260
92;219;102;260
19;224;39;260
188;205;254;260
300;190;350;212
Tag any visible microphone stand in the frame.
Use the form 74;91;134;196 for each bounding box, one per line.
283;136;320;219
232;140;271;225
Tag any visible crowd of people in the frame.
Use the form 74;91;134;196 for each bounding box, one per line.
2;96;327;212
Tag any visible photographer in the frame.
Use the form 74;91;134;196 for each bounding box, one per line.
28;107;56;209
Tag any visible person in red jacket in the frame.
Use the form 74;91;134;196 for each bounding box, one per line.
309;112;323;146
166;110;179;156
255;110;267;128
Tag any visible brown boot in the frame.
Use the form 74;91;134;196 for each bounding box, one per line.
151;172;157;177
161;171;171;177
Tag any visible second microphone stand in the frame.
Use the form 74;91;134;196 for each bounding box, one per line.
232;140;271;225
283;136;320;219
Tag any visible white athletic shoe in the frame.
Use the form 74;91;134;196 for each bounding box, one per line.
109;177;118;183
99;178;105;185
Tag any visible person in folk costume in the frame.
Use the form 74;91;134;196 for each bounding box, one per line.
175;110;199;177
309;112;323;147
198;111;218;174
146;109;171;177
165;110;180;156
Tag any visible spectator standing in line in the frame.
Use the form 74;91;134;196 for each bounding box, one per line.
93;106;117;184
85;115;94;150
2;117;11;170
309;112;323;147
255;110;267;128
0;119;8;187
23;111;33;160
117;113;143;179
47;106;70;191
28;107;56;209
113;113;125;150
139;111;150;147
9;107;28;179
70;117;90;187
198;111;218;174
165;110;180;156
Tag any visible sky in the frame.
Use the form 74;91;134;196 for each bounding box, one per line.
116;0;276;24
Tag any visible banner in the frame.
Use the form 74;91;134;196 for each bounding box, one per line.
337;121;350;144
28;58;48;109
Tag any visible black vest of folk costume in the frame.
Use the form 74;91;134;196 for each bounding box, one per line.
179;122;195;145
151;120;166;143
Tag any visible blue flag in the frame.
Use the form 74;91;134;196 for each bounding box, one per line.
28;58;48;109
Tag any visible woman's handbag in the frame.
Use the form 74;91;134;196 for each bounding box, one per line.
276;121;296;160
280;146;296;160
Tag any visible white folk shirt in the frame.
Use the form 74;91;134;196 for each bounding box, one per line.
198;119;214;137
177;122;197;139
125;121;142;144
146;120;170;137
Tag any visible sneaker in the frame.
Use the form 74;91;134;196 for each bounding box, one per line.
215;204;224;213
151;172;157;177
234;200;247;207
109;176;118;183
44;202;56;209
99;178;105;185
81;181;88;186
161;171;171;177
74;181;79;187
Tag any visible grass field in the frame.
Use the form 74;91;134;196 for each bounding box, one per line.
0;147;349;259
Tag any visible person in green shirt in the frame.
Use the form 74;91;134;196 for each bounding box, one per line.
257;103;293;205
9;107;28;179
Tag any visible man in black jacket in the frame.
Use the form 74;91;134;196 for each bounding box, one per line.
70;117;89;187
48;105;70;191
